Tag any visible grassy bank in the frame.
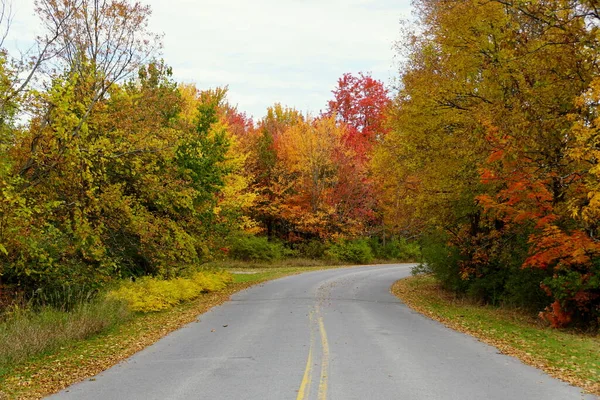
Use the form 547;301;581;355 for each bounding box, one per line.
392;275;600;395
0;264;332;399
0;299;130;371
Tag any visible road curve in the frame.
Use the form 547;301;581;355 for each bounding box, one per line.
49;264;595;400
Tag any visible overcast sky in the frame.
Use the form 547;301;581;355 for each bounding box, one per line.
7;0;412;120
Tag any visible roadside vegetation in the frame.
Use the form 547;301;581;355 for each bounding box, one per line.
0;263;342;399
0;0;414;338
1;0;599;396
0;296;129;369
380;0;600;330
0;1;416;395
392;275;600;395
0;235;418;399
0;270;233;389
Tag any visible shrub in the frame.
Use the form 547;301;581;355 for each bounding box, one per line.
228;235;285;262
326;239;374;264
418;232;467;293
368;237;421;261
502;266;550;310
540;265;600;328
107;271;232;313
418;229;553;310
191;270;231;292
296;240;329;259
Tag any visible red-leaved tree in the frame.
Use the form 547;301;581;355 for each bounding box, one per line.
325;72;391;160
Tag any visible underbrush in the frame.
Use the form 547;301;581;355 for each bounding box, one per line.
368;237;421;261
228;235;288;261
107;271;232;312
324;237;421;264
206;257;332;270
0;270;233;375
0;263;334;399
325;239;374;264
226;235;421;265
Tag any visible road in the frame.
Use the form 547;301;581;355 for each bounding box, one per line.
49;264;595;400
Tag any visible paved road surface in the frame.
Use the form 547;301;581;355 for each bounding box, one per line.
49;264;596;400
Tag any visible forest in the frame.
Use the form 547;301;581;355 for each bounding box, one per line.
0;0;599;329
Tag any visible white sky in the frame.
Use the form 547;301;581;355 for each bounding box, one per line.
7;0;411;120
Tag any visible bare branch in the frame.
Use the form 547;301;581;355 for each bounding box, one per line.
20;0;163;184
0;0;13;49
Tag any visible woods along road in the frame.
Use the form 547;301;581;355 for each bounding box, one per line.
50;264;595;400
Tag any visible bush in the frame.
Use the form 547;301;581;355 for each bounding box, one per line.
295;240;329;259
368;237;421;261
418;229;553;309
107;271;232;313
326;239;374;264
541;265;600;328
418;232;467;293
502;267;550;310
228;235;285;262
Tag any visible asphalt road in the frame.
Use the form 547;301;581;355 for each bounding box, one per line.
49;264;596;400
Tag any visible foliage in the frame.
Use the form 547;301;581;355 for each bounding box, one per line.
0;0;391;307
3;0;599;330
326;72;391;158
416;232;466;293
227;235;286;262
107;271;232;313
376;0;600;327
295;239;330;259
325;239;374;264
245;75;390;242
0;53;248;294
368;237;421;261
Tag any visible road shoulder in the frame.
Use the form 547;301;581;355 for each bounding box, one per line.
391;274;600;396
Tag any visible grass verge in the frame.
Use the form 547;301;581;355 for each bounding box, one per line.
0;264;332;399
391;274;600;395
0;299;130;370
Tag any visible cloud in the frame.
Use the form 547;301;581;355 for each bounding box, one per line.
6;0;412;119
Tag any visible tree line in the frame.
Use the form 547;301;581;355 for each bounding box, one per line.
1;0;599;328
379;0;600;328
0;1;393;303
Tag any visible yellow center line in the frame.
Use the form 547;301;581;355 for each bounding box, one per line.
317;313;330;400
296;346;313;400
297;302;331;400
297;312;315;400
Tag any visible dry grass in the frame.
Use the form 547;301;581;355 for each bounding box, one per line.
392;275;600;395
0;299;129;368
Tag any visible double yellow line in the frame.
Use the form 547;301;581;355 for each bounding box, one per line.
296;306;330;400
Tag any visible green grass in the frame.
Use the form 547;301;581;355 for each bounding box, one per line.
230;266;324;283
392;275;600;395
206;257;333;270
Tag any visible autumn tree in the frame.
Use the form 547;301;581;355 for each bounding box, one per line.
273;115;376;240
0;1;252;294
18;0;161;183
247;104;303;238
326;72;390;158
379;0;600;326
